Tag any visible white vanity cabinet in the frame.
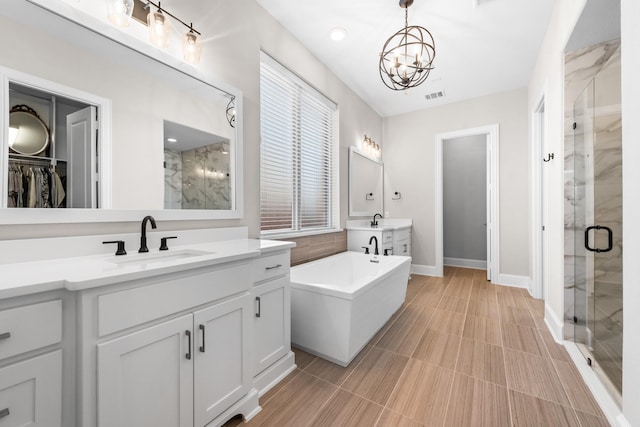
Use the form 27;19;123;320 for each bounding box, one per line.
250;250;295;395
393;228;412;257
78;260;259;427
97;293;252;427
346;221;412;257
0;299;64;427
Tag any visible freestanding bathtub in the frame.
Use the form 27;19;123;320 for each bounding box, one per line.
290;251;411;366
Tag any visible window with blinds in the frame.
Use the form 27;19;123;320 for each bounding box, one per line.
260;52;339;237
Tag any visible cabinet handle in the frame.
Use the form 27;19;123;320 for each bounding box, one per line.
403;244;408;251
185;330;192;360
0;332;10;341
199;324;205;353
265;264;282;271
0;408;9;419
256;296;261;318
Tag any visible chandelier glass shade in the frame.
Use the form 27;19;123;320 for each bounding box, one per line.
379;1;436;91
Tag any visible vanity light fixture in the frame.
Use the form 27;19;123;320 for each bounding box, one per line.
379;0;436;91
106;0;134;27
226;97;236;128
362;135;381;159
107;0;203;64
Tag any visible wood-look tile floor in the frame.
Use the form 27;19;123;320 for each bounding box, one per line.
225;267;610;427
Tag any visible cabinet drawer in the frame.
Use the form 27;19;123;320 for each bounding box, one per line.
0;300;62;361
252;251;290;283
0;350;62;427
382;232;393;244
98;263;251;337
396;238;411;256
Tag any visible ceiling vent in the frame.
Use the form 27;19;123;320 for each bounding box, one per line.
425;90;446;101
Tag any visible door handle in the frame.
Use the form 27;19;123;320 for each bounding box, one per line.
0;332;10;341
0;408;9;419
199;324;205;353
256;296;261;318
185;330;192;360
584;225;613;253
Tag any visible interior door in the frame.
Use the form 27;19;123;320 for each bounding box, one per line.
66;106;97;208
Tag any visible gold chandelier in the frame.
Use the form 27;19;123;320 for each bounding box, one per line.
379;0;436;91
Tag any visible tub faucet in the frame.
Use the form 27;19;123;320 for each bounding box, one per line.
139;215;157;253
369;235;379;256
371;213;383;227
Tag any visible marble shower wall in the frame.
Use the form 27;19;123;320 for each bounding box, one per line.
163;141;231;210
563;39;621;340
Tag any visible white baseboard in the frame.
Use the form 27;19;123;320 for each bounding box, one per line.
544;304;564;342
411;264;440;277
494;273;531;289
564;342;627;426
443;257;487;269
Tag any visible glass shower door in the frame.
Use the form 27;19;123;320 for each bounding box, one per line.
573;58;623;397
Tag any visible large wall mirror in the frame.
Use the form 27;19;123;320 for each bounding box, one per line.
348;147;383;217
0;0;243;223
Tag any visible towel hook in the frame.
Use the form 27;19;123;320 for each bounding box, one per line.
543;153;554;162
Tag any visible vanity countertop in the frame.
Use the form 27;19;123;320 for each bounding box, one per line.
0;237;294;300
345;219;412;231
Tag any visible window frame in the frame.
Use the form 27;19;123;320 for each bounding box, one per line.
259;52;340;239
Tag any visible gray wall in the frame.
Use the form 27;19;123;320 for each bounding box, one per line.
443;135;487;263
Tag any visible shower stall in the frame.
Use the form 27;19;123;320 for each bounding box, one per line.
567;40;622;399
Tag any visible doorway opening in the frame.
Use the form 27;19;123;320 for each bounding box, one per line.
435;125;499;281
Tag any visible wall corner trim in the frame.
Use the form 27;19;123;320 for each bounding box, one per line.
544;303;564;342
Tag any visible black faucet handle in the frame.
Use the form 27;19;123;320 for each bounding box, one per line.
103;240;127;256
361;246;370;254
160;236;178;251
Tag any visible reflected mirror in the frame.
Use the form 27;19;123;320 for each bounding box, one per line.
9;105;50;156
0;1;242;221
349;147;383;217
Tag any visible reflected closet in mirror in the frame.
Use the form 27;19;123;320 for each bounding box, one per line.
5;80;101;209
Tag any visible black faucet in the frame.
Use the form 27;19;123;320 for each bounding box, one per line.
369;235;379;256
139;215;157;253
371;213;383;227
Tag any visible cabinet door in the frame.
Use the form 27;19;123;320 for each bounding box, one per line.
0;350;62;427
395;238;411;256
97;314;193;427
193;293;252;427
253;277;290;375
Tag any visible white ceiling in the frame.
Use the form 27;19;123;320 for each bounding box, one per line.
255;0;555;118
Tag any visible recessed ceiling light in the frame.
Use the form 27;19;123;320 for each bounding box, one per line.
329;27;347;41
167;138;177;143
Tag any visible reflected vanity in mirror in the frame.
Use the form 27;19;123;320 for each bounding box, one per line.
348;147;383;217
0;0;243;223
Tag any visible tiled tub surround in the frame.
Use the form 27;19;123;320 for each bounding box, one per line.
563;39;621;339
225;267;609;427
164;141;231;210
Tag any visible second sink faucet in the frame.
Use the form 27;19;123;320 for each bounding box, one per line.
139;215;157;253
369;235;379;256
371;213;383;227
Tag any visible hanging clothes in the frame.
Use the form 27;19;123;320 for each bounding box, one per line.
7;161;66;209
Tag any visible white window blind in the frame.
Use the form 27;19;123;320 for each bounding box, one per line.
260;52;338;236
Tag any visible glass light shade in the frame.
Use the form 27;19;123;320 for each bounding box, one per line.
147;9;171;48
106;0;134;27
183;31;202;65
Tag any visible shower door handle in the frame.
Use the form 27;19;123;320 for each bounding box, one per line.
584;225;613;253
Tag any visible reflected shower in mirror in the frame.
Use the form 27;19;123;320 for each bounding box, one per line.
349;147;383;217
163;120;231;210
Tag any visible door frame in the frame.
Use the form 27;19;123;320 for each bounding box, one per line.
435;124;499;280
531;93;546;299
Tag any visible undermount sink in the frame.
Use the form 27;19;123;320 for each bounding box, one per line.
108;249;214;267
